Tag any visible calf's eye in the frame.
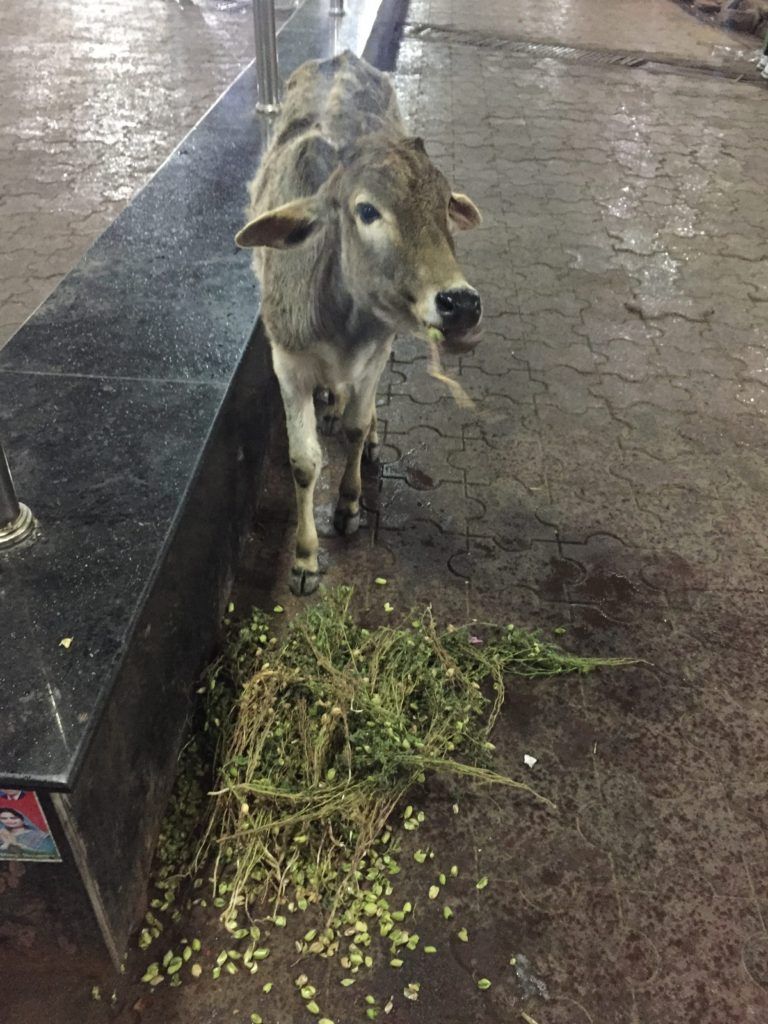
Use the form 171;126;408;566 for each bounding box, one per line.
355;202;381;225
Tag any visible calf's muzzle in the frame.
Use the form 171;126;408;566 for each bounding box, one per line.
435;287;482;333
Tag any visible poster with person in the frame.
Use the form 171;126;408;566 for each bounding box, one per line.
0;789;61;862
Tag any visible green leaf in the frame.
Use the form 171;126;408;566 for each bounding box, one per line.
141;963;160;983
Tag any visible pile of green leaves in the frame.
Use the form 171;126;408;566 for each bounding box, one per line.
195;587;627;933
139;587;630;1002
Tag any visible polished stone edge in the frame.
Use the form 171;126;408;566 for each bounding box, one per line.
0;371;231;791
0;0;406;961
65;335;276;955
0;0;400;792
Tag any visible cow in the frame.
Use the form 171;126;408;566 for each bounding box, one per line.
236;51;482;595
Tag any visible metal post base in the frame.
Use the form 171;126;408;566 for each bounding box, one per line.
0;503;35;549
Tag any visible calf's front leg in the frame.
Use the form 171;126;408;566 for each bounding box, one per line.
334;345;390;535
272;347;322;596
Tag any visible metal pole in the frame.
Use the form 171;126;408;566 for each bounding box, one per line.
0;442;34;549
330;9;342;54
330;0;344;16
252;0;280;113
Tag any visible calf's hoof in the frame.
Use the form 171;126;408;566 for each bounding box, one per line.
333;505;361;536
290;566;322;596
363;440;381;464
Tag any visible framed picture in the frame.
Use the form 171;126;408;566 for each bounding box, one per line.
0;789;61;862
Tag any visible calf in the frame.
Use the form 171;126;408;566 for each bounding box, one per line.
236;51;482;595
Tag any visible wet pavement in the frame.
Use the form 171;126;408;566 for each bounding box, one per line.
0;0;757;350
242;10;768;1019
5;0;768;1021
407;0;761;60
0;0;296;347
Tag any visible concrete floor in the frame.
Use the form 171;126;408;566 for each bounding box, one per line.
4;0;768;1022
0;0;757;350
0;0;296;348
409;0;759;59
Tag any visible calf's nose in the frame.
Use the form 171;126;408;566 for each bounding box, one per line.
435;288;482;333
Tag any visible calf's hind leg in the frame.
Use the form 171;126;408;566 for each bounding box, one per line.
317;386;349;437
364;408;380;464
272;347;322;596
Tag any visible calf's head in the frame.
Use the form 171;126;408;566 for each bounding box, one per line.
236;135;483;348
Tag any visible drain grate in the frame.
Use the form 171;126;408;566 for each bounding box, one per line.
404;23;766;85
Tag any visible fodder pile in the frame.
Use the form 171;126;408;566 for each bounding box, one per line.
200;589;626;930
142;588;630;996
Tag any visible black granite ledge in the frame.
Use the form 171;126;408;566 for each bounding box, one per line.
0;0;407;961
0;0;402;794
0;371;228;787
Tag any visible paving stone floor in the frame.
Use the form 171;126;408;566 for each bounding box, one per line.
237;4;768;1020
4;1;768;1022
0;0;295;347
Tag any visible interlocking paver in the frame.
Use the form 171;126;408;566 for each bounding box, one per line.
370;476;484;533
380;423;464;486
0;0;295;348
345;18;768;1018
8;0;768;1020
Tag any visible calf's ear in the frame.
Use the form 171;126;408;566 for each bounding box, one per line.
235;197;324;249
448;192;482;231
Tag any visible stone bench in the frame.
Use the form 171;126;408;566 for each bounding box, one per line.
0;0;403;965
